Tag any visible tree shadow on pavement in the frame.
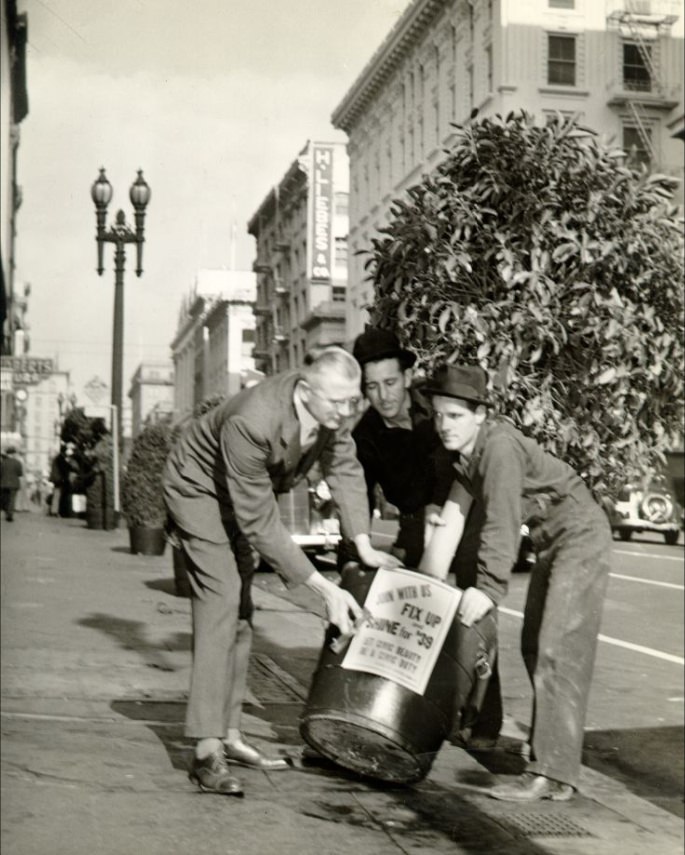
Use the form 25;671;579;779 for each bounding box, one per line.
77;613;191;671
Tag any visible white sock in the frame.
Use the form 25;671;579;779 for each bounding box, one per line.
195;737;223;759
224;729;242;745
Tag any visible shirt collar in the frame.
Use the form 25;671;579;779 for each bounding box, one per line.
293;382;319;445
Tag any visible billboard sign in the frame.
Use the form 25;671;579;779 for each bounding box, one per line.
0;356;54;386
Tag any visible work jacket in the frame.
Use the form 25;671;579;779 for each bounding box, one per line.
450;418;590;605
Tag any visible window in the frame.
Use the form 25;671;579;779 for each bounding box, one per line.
623;42;651;92
623;125;652;167
334;192;348;216
467;65;474;109
486;45;493;92
332;286;346;302
548;34;576;86
549;0;574;8
335;237;347;266
242;328;255;343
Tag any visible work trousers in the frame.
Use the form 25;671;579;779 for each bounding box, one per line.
179;526;256;738
523;491;611;788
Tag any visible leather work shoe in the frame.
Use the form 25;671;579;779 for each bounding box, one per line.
189;750;244;796
489;773;574;802
223;739;290;771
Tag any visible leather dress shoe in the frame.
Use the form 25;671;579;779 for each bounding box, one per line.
189;750;244;796
223;739;290;771
489;773;574;802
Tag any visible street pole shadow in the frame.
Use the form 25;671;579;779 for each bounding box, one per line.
111;698;192;774
77;612;194;774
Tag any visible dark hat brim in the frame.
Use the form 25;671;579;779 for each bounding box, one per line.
423;384;490;406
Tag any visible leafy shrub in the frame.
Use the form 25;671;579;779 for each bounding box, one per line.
366;111;684;499
121;422;172;527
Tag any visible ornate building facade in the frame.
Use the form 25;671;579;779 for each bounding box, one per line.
332;0;684;339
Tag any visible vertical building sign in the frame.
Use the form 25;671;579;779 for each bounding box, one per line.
309;145;334;282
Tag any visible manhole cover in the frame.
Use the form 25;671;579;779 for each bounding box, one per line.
496;812;594;838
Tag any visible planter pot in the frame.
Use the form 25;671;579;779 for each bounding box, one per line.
129;526;167;556
172;546;193;598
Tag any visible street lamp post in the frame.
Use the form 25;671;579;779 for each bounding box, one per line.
90;168;151;446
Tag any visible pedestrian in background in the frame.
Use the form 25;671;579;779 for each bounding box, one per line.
163;346;402;796
420;364;611;802
1;447;24;522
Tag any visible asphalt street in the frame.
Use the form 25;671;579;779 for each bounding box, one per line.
1;511;683;855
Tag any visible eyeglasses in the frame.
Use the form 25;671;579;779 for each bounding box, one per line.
307;385;362;413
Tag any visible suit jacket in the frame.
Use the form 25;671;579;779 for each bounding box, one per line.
163;370;370;585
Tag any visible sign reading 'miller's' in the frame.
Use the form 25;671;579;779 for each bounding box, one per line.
309;144;334;282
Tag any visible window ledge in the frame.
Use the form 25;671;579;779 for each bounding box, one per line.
538;85;589;97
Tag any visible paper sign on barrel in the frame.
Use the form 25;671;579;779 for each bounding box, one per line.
341;567;462;695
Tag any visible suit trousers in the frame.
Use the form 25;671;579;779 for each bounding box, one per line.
180;529;256;738
523;492;611;788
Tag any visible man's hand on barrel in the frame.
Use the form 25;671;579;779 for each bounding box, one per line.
305;570;365;635
458;587;494;627
353;533;405;570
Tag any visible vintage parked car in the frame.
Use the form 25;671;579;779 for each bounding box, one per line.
607;476;682;545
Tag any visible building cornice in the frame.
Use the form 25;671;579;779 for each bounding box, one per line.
331;0;449;133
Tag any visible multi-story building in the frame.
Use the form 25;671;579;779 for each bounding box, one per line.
169;269;257;425
247;140;349;374
332;0;684;339
0;355;70;477
127;362;174;438
0;0;28;356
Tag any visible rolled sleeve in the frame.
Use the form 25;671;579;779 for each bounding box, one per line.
221;417;315;586
475;436;525;605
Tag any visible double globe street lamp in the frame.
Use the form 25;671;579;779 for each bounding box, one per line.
90;168;151;448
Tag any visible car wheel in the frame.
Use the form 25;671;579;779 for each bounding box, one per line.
617;528;632;542
640;493;674;524
664;530;680;546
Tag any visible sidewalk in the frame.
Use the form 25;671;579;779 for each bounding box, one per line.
1;513;682;855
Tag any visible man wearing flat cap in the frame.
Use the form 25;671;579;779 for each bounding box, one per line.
344;327;446;569
420;364;611;803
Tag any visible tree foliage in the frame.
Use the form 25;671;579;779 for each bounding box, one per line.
365;111;684;498
121;422;172;527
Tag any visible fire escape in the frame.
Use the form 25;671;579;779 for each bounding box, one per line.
606;0;680;165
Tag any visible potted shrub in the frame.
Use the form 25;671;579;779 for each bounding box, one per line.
121;422;171;556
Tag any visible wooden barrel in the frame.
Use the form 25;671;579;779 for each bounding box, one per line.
300;564;497;784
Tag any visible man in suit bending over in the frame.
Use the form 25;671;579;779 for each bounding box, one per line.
163;346;401;795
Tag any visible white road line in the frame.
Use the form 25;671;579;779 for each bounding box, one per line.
499;606;685;666
614;548;684;562
609;572;684;591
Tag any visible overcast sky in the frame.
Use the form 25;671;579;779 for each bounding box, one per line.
16;0;409;397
